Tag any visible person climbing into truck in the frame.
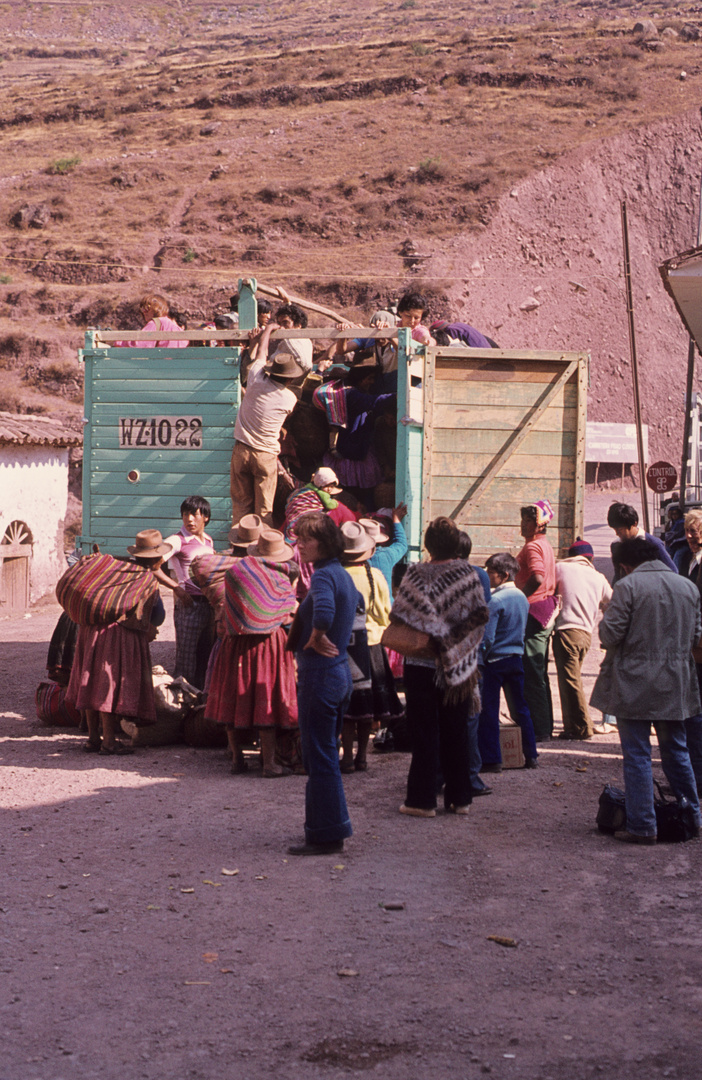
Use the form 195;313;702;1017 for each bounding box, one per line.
429;319;497;350
230;323;305;526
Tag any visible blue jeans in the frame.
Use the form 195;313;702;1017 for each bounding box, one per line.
617;718;701;837
478;656;538;765
297;656;353;845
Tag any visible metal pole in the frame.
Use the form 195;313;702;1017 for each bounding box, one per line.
620;199;650;533
679;172;702;510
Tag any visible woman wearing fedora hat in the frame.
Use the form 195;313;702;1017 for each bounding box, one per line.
67;529;171;755
339;521;404;773
205;528;299;777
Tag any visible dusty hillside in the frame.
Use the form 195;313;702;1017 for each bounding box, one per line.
0;0;701;459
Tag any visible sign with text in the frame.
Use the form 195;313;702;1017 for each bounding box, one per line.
585;422;649;464
119;416;203;449
646;460;677;493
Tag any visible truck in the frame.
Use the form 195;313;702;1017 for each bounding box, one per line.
77;279;588;561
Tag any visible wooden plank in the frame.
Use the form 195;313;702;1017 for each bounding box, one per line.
429;455;576;485
427;475;574;504
93;385;239;404
95;327;399;343
91;451;232;470
433;404;576;433
435;359;577;384
432;347;586;364
433;380;578;408
573;356;588;540
431;429;576;457
421;350;435;537
90;476;230;496
92;406;236;426
447;360;578;519
428;499;574;530
90;356;240;378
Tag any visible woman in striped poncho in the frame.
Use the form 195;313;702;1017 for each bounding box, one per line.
205;529;299;777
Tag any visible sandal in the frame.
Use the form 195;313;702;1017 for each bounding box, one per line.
83;741;101;754
354;758;368;772
99;742;135;756
262;766;292;778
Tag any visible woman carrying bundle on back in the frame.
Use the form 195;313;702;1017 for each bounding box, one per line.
205;528;299;777
63;530;170;755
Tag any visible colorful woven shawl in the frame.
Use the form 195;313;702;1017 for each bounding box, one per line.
56;554;157;627
312;381;348;427
283;484;338;541
224;556;296;635
189;552;239;615
390;560;489;708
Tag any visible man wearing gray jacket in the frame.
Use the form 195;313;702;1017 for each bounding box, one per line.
591;537;702;845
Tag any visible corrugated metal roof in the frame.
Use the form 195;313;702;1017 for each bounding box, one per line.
659;245;702;353
0;411;82;447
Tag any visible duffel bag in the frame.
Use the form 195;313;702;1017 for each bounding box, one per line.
56;553;157;626
35;681;81;727
596;783;627;834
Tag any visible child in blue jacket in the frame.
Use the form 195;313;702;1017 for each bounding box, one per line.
478;552;538;771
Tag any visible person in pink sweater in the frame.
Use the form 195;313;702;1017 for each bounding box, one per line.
115;294;188;348
515;499;557;741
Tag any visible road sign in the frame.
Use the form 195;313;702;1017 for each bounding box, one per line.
646;460;677;493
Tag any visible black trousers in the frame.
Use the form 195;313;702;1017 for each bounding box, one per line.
404;664;472;811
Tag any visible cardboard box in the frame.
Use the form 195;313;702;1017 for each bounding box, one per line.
499;723;524;769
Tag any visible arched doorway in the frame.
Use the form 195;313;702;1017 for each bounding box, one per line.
0;520;33;611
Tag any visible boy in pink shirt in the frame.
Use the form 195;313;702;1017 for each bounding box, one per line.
515;500;557;741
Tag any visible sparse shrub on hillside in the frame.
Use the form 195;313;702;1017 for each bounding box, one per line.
0;274;11;285
412;157;449;183
412;43;430;56
47;156;80;175
183;249;198;263
400;0;416;8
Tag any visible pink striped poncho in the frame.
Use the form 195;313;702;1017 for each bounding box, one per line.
223;557;296;636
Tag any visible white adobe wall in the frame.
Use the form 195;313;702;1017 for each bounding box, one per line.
0;445;69;603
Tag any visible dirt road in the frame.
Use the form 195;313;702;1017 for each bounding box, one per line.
1;516;700;1080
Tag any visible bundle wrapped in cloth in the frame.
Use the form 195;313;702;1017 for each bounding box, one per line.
224;555;296;636
56;553;157;627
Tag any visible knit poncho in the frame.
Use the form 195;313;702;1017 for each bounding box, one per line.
390;560;489;708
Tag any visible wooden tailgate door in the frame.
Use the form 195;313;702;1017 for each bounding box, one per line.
422;347;587;561
79;334;240;555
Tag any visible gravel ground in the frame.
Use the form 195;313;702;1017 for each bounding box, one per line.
1;494;700;1080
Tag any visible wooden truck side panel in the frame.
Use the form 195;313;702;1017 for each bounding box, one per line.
397;344;587;562
79;338;240;555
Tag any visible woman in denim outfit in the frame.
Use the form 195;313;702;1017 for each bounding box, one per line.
289;513;361;856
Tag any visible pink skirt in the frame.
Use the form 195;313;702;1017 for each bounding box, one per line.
206;626;298;730
67;623;156;722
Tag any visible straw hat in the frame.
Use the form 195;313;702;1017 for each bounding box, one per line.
247;528;294;561
340;520;376;564
228;514;263;550
312;467;342;494
127;528;172;558
268;352;305;380
359;516;391;545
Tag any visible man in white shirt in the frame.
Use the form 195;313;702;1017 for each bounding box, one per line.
230;326;304;526
553;539;612;740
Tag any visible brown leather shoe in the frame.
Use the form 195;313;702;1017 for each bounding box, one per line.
613;830;657;846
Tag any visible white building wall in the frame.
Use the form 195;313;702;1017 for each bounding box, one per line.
0;445;69;603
